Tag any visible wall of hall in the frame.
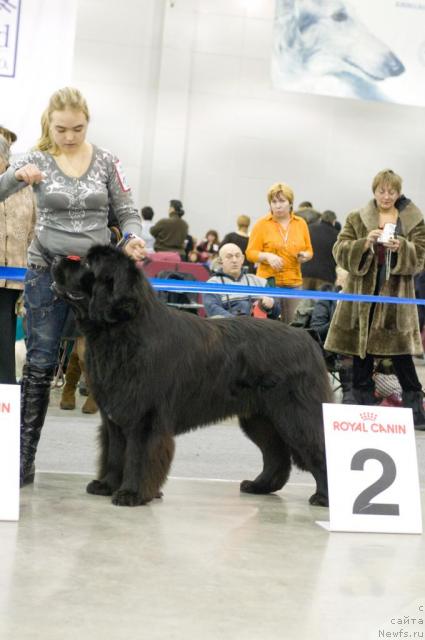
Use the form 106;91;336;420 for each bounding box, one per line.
72;0;425;241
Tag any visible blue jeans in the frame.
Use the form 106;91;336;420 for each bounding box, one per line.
24;267;71;370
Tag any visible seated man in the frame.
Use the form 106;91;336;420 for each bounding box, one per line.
203;243;280;318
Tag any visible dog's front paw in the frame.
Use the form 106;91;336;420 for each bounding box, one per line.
309;492;328;507
86;479;113;496
111;489;152;507
240;479;272;495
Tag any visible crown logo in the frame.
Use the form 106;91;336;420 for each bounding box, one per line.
360;411;377;421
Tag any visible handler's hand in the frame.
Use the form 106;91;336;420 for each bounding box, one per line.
364;229;382;251
263;252;284;271
124;237;147;261
297;251;312;263
15;163;44;185
383;237;400;252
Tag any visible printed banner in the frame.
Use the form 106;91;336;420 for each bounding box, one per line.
0;0;21;78
272;0;425;105
0;0;77;152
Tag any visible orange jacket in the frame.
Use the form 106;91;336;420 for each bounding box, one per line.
246;213;313;287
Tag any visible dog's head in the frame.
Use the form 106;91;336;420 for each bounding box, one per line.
52;245;146;326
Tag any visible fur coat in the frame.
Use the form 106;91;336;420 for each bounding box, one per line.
324;198;425;358
0;185;36;290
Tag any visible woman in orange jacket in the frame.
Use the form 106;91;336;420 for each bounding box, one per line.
246;182;313;323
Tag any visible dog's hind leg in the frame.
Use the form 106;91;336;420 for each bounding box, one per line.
290;448;328;507
238;415;292;495
308;463;328;507
112;426;175;507
272;402;329;507
87;416;125;496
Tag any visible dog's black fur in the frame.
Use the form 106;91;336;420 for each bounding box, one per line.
52;245;333;507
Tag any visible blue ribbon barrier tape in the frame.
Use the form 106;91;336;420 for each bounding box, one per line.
150;278;425;306
0;266;26;281
1;265;424;306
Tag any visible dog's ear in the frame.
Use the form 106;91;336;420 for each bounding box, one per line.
88;261;141;324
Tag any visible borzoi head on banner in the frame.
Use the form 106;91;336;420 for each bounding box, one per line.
273;0;405;101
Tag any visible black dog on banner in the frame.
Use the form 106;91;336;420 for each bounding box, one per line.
52;245;333;507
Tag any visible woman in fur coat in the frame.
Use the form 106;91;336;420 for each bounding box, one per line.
0;135;36;384
325;169;425;429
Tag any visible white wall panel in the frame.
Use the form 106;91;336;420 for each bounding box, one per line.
71;0;425;239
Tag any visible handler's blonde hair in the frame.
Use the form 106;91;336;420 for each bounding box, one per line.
35;87;90;155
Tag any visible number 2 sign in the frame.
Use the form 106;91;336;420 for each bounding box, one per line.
322;403;422;534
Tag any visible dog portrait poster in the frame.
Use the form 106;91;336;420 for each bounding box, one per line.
272;0;425;106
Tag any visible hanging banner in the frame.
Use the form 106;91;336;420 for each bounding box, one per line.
0;0;77;152
0;0;21;79
272;0;425;105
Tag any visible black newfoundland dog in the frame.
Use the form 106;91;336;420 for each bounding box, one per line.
52;245;333;507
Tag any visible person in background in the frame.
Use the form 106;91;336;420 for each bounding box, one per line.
60;340;98;414
220;214;254;272
150;198;188;258
325;169;425;429
196;229;220;265
0;134;36;384
0;86;145;486
107;204;123;245
141;205;155;252
0;125;17;147
184;232;197;261
203;243;280;318
308;267;355;404
246;182;313;323
296;200;321;225
302;209;339;290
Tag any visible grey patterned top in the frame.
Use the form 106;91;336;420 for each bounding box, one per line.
0;145;142;266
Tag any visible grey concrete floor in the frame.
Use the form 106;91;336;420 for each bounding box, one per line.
2;375;425;640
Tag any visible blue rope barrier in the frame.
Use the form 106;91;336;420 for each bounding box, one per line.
150;279;425;306
0;266;26;281
1;265;425;306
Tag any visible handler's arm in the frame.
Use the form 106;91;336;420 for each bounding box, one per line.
0;157;36;202
107;153;142;238
333;213;374;276
203;292;233;318
391;220;425;276
246;220;264;265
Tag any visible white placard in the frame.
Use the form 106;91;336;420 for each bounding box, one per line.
0;384;20;521
322;403;422;534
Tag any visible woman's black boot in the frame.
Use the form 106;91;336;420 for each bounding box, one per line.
20;364;54;486
339;367;356;404
352;387;380;405
402;390;425;431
